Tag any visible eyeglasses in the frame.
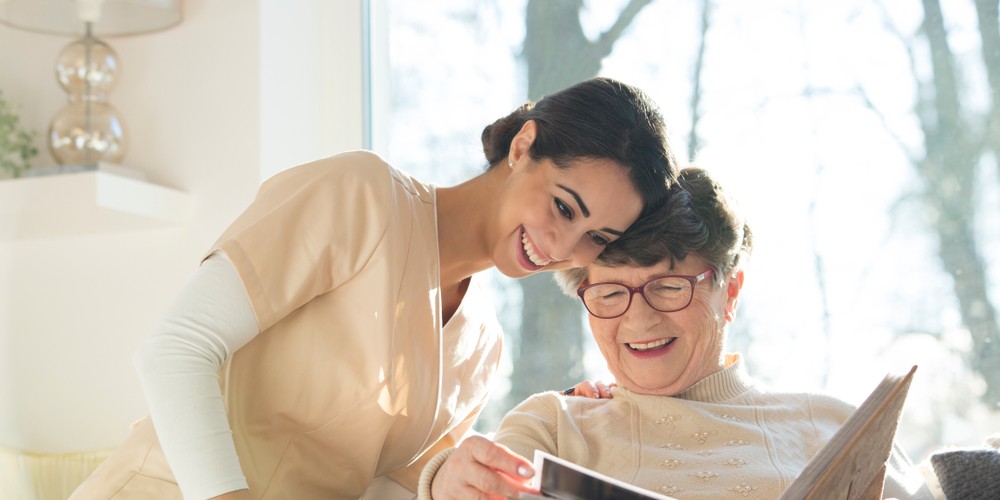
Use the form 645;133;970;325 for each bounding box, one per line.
576;269;715;319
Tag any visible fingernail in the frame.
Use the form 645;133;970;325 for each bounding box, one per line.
518;465;534;478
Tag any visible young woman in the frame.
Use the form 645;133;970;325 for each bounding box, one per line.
70;77;680;500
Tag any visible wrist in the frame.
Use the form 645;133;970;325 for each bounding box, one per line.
417;447;457;500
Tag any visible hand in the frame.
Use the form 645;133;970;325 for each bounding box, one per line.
563;379;616;399
431;435;536;500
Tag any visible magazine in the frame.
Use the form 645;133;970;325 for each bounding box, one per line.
519;366;917;500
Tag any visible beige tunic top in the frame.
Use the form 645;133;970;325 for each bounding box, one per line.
72;151;504;499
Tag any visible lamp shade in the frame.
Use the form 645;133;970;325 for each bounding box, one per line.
0;0;181;37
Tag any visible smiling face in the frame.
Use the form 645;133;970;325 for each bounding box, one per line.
586;254;743;396
491;155;643;278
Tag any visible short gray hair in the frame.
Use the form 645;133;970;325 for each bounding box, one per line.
555;166;753;296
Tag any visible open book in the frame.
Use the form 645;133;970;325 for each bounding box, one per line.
779;365;917;499
521;366;917;500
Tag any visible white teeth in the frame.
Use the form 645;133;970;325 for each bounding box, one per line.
521;230;551;267
627;338;674;351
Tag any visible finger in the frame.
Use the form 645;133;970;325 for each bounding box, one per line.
596;381;612;399
464;459;532;499
466;437;535;482
577;381;599;398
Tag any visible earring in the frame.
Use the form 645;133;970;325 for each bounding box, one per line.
508;158;514;168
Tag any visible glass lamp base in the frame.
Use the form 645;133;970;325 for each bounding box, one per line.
48;100;127;165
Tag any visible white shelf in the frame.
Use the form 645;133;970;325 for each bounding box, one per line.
0;164;193;241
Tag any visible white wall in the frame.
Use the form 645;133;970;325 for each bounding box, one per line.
0;0;364;454
260;1;364;178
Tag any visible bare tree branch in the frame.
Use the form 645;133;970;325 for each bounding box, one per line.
595;0;654;57
806;169;834;387
524;0;600;99
874;0;924;97
923;0;963;122
792;85;920;163
792;3;836;387
852;84;920;164
974;0;1000;184
918;0;1000;405
688;0;712;160
975;0;1000;97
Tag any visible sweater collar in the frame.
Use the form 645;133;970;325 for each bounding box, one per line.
617;353;756;403
676;353;755;402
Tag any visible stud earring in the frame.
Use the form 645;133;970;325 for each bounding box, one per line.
508;158;514;168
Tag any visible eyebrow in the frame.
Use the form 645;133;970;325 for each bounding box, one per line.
557;184;590;217
557;183;626;237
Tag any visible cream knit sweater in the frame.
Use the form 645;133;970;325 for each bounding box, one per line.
427;355;933;499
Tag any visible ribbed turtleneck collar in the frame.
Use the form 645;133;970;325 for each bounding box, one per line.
616;353;756;403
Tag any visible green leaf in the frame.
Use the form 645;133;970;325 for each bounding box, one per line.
0;89;39;178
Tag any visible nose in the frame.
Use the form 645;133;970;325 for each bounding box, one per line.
620;290;663;327
547;230;579;263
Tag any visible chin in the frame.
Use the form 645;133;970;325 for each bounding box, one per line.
626;374;689;396
497;268;531;279
543;261;574;272
494;259;535;279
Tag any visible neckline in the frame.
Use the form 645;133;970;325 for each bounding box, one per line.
616;355;756;403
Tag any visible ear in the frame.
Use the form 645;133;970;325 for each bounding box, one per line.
724;269;744;323
508;120;537;168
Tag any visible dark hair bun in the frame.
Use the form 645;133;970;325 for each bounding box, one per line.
481;103;533;166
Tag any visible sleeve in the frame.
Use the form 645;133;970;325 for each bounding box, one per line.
393;400;489;492
882;442;936;499
493;393;563;462
416;448;456;500
210;151;394;330
133;253;260;499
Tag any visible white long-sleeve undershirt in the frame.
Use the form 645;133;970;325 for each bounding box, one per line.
133;253;260;499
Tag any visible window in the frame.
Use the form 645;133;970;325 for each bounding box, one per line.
368;0;1000;462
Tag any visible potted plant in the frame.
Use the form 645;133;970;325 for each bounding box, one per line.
0;89;38;178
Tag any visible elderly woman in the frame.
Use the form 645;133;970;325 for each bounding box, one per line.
421;167;934;499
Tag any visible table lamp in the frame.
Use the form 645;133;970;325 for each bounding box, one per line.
0;0;181;167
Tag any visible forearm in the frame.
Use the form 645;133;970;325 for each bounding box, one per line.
134;253;260;499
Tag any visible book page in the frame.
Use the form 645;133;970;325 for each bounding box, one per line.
779;365;917;500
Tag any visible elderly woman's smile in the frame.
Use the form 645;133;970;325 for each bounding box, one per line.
625;337;675;352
